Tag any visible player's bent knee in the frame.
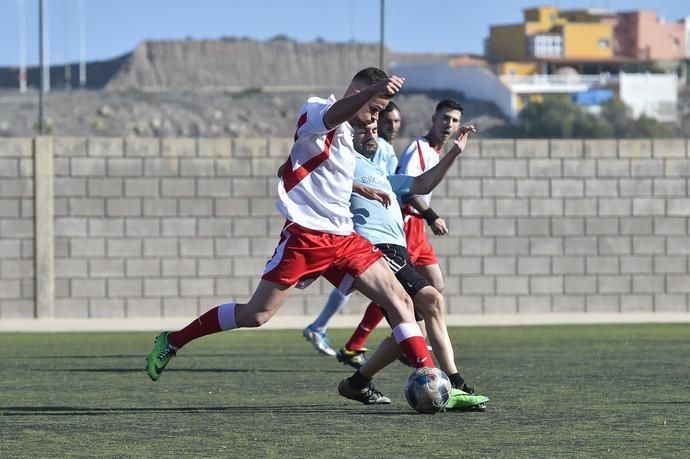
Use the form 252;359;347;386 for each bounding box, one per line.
238;310;273;328
432;281;445;294
415;288;445;318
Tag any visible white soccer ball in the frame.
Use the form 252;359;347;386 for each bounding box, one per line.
404;367;452;414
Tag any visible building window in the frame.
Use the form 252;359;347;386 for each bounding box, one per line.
673;37;680;48
599;38;610;48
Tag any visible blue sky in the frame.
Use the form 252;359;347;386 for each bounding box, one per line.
0;0;687;66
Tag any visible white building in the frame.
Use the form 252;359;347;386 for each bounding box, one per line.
618;73;678;122
391;61;678;122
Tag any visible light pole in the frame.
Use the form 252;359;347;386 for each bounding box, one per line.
379;0;385;69
18;0;27;93
78;0;86;88
64;0;71;90
38;0;45;134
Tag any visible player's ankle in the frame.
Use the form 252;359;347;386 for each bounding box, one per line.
348;370;371;390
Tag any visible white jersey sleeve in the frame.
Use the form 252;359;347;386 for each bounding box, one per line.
396;138;425;177
294;95;336;139
396;137;439;214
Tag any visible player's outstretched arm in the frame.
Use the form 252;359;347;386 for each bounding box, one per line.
353;182;391;208
323;76;404;130
406;126;475;235
409;126;475;195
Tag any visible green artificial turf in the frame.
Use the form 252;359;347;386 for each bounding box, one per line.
1;324;688;458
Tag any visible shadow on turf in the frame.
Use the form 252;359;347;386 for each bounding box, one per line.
17;353;327;359
0;405;416;416
43;367;348;374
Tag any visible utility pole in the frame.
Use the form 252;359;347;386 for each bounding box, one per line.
38;0;45;134
43;0;50;93
18;0;27;93
379;0;385;69
64;0;71;90
78;0;86;88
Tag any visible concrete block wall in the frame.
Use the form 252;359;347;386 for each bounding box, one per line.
1;136;689;319
420;138;690;314
0;139;35;318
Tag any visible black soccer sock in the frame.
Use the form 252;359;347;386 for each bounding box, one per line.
448;373;474;393
348;370;372;391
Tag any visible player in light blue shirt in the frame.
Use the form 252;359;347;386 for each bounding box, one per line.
303;102;400;356
349;151;411;248
342;121;485;407
302;117;485;407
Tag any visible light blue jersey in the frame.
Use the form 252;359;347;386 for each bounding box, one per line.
370;138;399;175
350;153;414;246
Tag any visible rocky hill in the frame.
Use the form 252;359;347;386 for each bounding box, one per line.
0;37;509;138
107;37;451;90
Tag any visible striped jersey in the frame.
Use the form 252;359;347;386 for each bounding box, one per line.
277;95;356;235
396;136;441;215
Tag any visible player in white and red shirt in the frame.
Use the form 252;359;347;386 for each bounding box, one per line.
302;101;403;358
396;99;464;293
146;68;436;405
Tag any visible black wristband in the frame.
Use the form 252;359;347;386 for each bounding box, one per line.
421;208;440;226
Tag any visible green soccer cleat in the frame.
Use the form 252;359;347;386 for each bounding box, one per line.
145;331;177;382
445;388;489;412
336;347;368;369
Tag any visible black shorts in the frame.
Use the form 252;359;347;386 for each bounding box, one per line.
376;243;429;322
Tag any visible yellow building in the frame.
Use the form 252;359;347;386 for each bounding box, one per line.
488;5;614;65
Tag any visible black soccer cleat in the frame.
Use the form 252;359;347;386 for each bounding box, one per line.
338;378;391;405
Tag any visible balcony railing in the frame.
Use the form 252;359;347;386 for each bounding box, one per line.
500;73;617;87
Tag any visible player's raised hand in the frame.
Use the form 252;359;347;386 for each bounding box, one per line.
458;124;477;135
372;76;405;98
451;124;476;154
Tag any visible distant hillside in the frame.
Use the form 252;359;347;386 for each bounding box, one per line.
0;53;129;90
0;38;511;139
0;37;451;91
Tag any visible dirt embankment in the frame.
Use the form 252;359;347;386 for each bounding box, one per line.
0;37;509;138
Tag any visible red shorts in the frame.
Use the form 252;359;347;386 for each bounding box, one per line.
262;221;383;293
403;215;438;267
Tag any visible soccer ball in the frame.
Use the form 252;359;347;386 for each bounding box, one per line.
404;367;452;414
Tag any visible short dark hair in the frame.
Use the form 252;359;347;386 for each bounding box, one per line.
435;99;464;114
381;100;400;116
352;67;388;86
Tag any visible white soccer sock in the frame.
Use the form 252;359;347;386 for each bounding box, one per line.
217;303;237;330
392;322;424;343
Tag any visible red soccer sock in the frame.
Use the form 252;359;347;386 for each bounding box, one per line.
345;302;385;351
392;323;434;368
168;306;222;349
